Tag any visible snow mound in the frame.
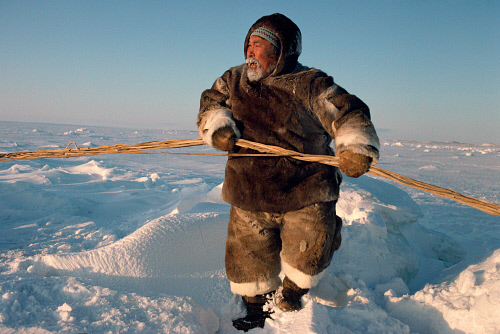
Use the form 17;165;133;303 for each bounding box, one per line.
334;176;424;287
34;211;228;297
386;249;500;333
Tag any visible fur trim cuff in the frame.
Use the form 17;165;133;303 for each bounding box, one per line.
282;261;325;289
200;109;241;146
335;124;380;164
229;276;281;297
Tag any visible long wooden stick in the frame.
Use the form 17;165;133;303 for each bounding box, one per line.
1;138;499;216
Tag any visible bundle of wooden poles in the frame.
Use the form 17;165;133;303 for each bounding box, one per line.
1;138;499;216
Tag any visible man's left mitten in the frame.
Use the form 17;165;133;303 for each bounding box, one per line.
212;126;237;151
339;151;372;178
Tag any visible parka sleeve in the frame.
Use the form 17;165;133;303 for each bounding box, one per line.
311;77;380;165
197;71;241;146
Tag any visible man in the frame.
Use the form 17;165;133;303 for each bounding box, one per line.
197;13;379;331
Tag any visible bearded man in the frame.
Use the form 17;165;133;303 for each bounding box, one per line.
197;13;380;331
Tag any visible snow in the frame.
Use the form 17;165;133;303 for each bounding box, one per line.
0;121;499;334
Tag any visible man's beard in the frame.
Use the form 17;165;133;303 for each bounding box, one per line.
246;58;276;82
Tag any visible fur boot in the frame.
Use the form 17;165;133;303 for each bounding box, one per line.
276;276;309;312
232;293;274;332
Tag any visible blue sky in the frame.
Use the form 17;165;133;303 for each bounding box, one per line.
1;0;499;144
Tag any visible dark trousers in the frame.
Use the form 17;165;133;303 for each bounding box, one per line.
225;201;342;296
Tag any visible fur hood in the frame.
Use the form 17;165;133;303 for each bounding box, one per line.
244;13;302;77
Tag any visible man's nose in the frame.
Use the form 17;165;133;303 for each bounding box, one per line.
247;46;254;58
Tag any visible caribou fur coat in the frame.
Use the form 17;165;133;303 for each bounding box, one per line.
197;14;380;213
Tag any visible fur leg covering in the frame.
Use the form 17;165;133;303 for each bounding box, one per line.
280;202;342;289
225;206;282;297
225;203;342;295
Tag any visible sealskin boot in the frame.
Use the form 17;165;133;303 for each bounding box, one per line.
232;293;274;332
276;276;309;312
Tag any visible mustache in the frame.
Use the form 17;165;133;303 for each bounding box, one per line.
245;58;261;67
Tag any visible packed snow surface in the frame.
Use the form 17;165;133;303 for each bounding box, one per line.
0;122;499;333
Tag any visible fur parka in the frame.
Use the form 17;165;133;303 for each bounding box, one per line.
197;13;380;213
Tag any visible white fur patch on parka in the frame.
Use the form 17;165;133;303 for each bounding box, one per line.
199;109;241;146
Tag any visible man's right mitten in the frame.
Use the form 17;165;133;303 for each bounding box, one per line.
212;126;237;151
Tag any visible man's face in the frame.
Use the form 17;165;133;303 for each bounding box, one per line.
246;35;278;81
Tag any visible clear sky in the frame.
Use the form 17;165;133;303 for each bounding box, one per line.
1;0;499;144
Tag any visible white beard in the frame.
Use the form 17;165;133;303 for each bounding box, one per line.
246;58;276;82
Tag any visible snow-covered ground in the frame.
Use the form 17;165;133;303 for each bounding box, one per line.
0;121;499;334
